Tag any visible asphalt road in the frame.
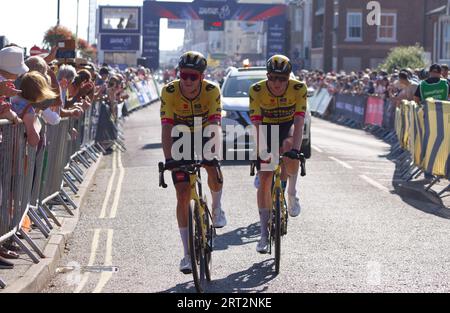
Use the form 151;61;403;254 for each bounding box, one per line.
43;103;450;293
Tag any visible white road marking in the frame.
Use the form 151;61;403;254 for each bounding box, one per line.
311;145;323;153
328;156;353;169
99;151;117;218
109;152;125;219
359;175;390;193
92;229;114;293
74;229;101;293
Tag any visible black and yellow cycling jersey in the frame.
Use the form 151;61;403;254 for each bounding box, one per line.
160;79;222;130
249;79;307;125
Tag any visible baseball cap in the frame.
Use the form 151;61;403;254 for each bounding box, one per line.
429;63;442;73
0;46;29;75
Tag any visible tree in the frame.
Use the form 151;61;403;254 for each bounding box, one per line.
379;44;426;73
43;25;74;49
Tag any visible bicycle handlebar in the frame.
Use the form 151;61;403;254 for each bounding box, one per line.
158;158;223;189
249;152;306;177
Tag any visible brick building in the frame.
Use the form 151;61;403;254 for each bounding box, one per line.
289;0;448;72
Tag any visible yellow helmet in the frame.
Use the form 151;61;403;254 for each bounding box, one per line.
266;55;292;75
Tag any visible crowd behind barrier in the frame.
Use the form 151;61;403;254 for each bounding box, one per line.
308;87;449;197
0;72;160;288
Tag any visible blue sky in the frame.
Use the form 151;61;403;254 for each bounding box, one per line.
0;0;192;51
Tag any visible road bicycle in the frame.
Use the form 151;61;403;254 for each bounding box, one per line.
159;159;222;292
250;152;306;274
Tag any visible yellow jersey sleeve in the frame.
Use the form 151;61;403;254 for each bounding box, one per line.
160;84;174;125
249;83;262;123
294;82;308;118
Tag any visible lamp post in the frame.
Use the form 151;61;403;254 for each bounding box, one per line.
57;0;60;26
76;0;80;39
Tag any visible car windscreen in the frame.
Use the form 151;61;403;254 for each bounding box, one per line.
222;76;265;98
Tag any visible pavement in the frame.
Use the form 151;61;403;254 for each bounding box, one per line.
3;100;449;293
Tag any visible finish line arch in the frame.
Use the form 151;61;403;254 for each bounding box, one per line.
142;0;287;70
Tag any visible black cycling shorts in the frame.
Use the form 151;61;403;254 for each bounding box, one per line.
256;122;293;170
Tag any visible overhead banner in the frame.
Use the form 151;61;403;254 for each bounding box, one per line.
100;34;140;51
142;0;287;69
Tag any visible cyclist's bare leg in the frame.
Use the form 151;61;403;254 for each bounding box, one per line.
204;165;222;193
175;182;191;260
175;182;191;228
257;170;273;247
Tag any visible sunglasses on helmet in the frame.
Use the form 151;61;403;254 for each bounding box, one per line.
180;72;201;81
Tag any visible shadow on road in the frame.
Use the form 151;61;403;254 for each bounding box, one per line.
383;145;450;219
214;222;260;251
142;143;162;150
161;259;277;293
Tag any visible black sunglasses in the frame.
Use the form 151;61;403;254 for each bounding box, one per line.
180;72;201;81
268;75;289;82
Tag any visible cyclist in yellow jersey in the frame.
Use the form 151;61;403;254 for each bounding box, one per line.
249;55;307;253
160;51;226;274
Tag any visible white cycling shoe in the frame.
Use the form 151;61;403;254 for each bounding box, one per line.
213;208;227;228
256;235;269;254
179;256;192;274
288;195;301;217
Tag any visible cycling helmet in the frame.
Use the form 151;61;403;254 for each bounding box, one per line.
266;55;292;75
178;51;207;73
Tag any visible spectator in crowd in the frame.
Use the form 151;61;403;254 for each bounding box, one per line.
0;46;28;123
395;70;419;103
10;71;58;147
414;63;450;104
441;64;449;79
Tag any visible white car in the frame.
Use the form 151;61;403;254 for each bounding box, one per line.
221;66;311;159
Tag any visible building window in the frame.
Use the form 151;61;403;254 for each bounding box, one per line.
377;13;397;41
442;20;450;60
295;8;303;32
346;12;362;41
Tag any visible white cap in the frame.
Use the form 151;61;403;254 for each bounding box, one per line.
0;46;29;76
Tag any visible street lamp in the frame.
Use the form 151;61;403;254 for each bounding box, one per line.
76;0;80;39
57;0;60;25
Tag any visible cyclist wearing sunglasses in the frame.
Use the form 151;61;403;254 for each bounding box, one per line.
249;54;307;253
160;51;226;273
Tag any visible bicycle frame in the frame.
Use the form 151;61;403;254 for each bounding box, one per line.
268;159;287;253
188;169;209;248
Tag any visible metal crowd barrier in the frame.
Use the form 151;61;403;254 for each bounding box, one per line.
309;89;449;197
0;77;160;289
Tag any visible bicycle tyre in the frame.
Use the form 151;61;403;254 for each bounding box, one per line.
203;204;213;282
274;189;282;274
188;204;203;293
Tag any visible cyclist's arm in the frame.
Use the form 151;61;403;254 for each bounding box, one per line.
206;86;223;159
249;85;268;156
161;88;174;160
293;84;307;151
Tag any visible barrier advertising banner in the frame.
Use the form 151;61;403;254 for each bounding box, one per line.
365;96;384;126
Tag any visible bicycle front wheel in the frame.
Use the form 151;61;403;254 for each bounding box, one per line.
203;204;213;282
274;189;282;274
188;203;208;293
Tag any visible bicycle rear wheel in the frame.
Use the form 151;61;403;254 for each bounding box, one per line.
274;189;282;274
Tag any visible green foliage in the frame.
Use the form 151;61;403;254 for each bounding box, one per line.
379;45;426;72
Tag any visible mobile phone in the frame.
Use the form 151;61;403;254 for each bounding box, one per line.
56;39;76;59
